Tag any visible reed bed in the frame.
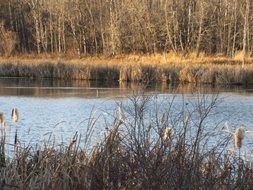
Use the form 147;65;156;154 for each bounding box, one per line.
1;94;253;189
1;53;253;85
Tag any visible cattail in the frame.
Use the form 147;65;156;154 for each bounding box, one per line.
234;127;245;148
11;108;19;123
222;122;249;149
0;112;4;124
163;127;172;143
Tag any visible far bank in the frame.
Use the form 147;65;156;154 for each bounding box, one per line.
1;53;253;85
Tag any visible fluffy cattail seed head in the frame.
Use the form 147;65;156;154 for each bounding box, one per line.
234;127;245;148
163;127;172;143
11;108;19;123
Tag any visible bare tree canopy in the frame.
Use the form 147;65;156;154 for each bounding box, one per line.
0;0;252;57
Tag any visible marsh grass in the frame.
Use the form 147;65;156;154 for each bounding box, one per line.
1;53;253;84
0;94;253;189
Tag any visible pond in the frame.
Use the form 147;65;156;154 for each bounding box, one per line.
0;78;253;156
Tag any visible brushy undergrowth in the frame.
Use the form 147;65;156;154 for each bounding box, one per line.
1;94;253;190
1;53;253;85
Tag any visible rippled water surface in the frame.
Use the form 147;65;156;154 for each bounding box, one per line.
0;78;253;154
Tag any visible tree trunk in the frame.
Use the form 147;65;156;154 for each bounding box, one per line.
242;0;250;66
34;14;41;54
196;2;204;58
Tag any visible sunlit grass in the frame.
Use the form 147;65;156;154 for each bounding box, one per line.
0;52;253;84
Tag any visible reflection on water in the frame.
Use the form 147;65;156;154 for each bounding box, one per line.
0;78;253;98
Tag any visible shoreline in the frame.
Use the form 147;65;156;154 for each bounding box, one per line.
1;54;253;85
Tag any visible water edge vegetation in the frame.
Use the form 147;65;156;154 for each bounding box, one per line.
1;52;253;85
1;94;253;189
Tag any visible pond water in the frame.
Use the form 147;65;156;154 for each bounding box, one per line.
0;78;253;156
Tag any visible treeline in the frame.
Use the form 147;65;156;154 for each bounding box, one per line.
0;0;252;57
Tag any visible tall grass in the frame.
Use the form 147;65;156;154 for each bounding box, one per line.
1;53;253;84
1;94;253;189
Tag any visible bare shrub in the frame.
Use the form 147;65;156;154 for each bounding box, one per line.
0;29;18;56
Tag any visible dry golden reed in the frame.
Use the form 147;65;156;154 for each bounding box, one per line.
0;53;253;84
89;142;99;164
